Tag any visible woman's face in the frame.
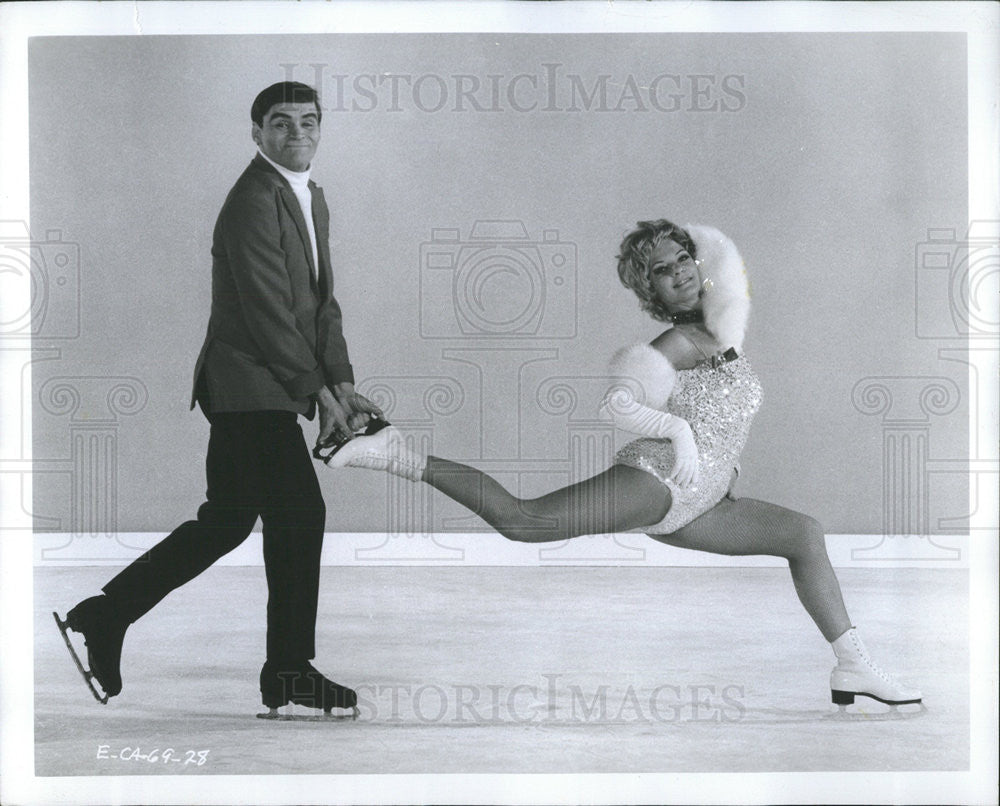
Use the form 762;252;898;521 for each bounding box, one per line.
648;238;702;312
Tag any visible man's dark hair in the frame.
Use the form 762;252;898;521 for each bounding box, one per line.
251;82;322;126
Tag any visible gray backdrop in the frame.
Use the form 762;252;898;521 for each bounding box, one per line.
28;33;969;535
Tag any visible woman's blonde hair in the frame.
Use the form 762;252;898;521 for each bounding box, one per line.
616;219;697;322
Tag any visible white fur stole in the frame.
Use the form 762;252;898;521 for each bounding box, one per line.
685;225;750;352
607;342;678;410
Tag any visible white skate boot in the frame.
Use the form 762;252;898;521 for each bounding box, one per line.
830;627;922;711
322;425;426;482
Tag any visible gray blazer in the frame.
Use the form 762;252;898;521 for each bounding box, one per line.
190;155;354;418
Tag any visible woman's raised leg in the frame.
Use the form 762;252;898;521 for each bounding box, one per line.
424;458;671;543
325;425;670;541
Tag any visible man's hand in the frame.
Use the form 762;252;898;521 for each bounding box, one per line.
332;382;386;432
313;386;352;447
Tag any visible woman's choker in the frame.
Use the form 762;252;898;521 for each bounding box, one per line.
668;309;704;325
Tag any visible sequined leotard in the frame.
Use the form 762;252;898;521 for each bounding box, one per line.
615;354;763;534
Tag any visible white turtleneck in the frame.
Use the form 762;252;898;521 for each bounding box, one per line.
257;148;319;278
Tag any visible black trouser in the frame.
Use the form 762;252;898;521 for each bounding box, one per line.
102;410;325;663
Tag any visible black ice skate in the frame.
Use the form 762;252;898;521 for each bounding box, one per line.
257;660;360;721
52;595;129;704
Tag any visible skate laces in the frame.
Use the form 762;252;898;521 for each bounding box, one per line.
849;631;896;684
347;431;423;474
352;453;420;473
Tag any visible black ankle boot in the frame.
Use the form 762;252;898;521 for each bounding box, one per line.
260;660;357;712
65;595;129;698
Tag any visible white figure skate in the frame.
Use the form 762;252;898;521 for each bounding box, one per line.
319;422;425;482
830;628;923;717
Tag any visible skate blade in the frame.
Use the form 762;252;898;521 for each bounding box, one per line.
52;611;109;705
256;706;360;722
826;701;927;721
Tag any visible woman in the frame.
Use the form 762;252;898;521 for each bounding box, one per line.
325;219;921;709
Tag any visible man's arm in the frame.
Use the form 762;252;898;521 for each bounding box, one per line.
315;292;354;388
312;187;354;389
311;187;384;435
219;187;327;400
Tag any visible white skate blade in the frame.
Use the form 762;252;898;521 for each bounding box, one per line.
256;705;360;722
827;700;927;721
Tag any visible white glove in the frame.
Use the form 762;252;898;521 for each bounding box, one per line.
601;387;700;487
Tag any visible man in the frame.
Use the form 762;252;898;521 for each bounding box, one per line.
56;82;379;715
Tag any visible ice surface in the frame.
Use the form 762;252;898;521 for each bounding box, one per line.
35;565;967;776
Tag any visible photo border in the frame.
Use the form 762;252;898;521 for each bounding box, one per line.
1;2;997;804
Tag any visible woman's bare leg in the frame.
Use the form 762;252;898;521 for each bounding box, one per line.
423;458;671;543
653;497;851;641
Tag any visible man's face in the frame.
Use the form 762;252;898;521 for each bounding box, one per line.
252;101;321;172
